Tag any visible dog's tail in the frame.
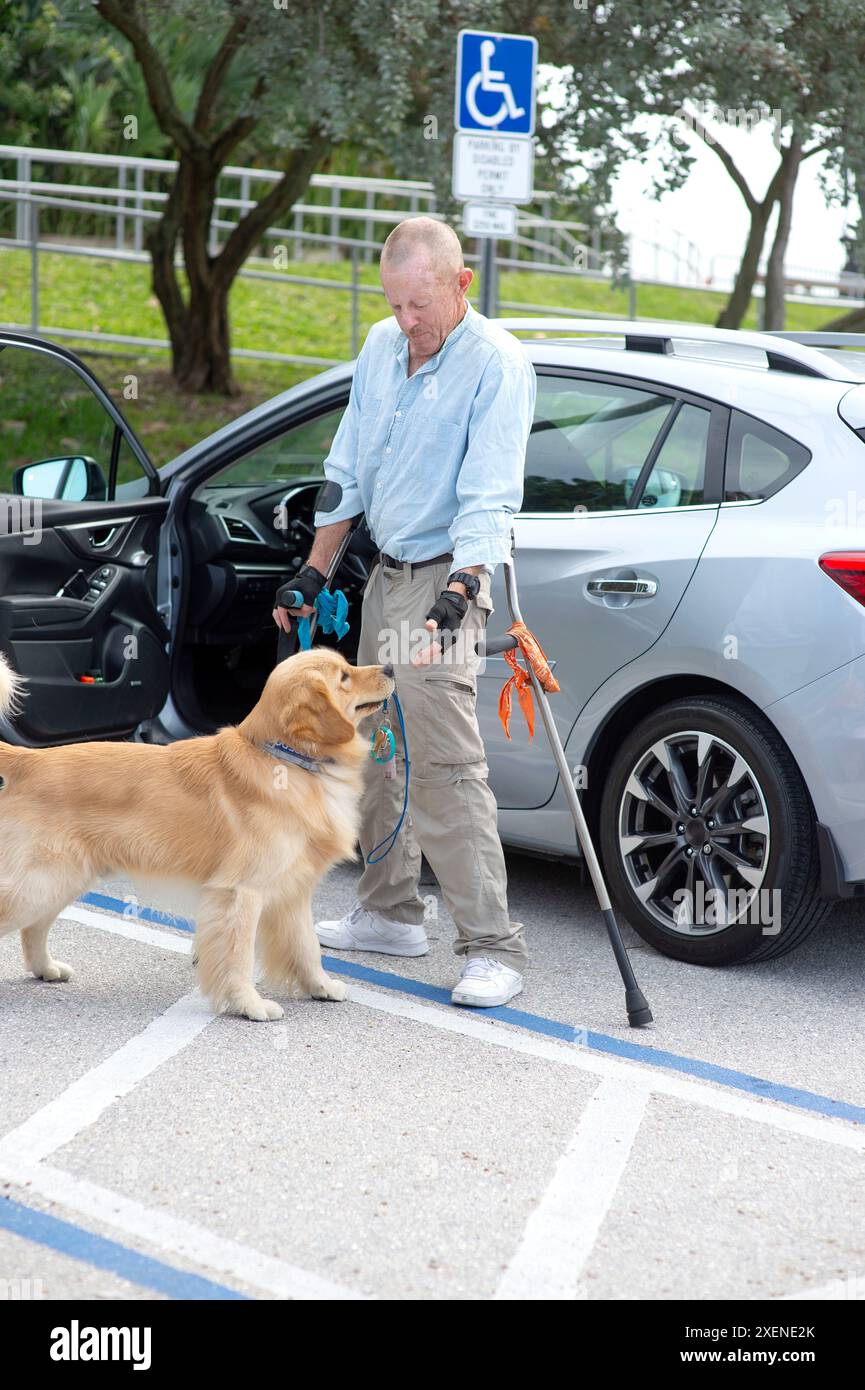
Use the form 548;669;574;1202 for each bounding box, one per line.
0;651;22;722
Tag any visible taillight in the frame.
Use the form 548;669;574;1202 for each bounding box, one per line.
819;552;865;606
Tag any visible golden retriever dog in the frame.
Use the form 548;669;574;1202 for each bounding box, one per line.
0;648;393;1020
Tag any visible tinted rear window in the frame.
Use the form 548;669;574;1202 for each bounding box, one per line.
724;412;811;501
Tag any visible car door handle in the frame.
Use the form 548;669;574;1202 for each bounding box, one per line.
87;526;118;549
587;578;658;597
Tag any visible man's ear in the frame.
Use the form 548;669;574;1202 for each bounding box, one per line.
281;678;356;748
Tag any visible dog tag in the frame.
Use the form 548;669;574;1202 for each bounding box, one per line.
383;758;397;780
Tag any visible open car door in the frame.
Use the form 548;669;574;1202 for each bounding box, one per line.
0;333;170;744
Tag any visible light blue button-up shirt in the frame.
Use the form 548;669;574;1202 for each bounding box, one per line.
312;300;537;572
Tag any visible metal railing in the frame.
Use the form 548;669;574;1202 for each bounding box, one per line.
1;144;606;267
0;146;637;366
0;183;641;367
3;144;851;368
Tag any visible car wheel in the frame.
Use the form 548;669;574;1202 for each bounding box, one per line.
598;695;830;965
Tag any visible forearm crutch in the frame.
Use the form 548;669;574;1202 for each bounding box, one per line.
477;532;654;1028
276;481;362;664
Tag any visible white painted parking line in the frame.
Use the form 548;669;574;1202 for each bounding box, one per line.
345;983;865;1152
40;906;865;1153
0;928;368;1300
0;1157;370;1301
61;904;193;954
494;1077;650;1300
0;989;211;1166
8;900;860;1305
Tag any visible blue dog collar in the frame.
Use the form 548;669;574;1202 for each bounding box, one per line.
259;740;336;774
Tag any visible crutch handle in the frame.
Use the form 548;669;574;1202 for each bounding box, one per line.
276;503;362;662
278;590;305;612
476;633;519;656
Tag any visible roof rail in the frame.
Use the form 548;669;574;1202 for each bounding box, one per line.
492;317;861;381
766;330;865;349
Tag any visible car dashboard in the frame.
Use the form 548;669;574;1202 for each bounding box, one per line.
182;479;372;655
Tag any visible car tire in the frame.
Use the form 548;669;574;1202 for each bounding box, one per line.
598;695;830;965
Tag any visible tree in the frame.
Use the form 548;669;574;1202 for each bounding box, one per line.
823;150;865;331
80;0;497;394
371;0;624;269
0;0;78;148
72;0;623;393
548;1;865;330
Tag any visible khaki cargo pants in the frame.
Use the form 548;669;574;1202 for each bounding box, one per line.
354;555;527;971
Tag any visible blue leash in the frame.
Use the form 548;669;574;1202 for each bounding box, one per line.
366;690;410;864
284;584;409;862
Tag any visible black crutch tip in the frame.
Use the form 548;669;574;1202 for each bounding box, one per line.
626;989;654;1027
627;1007;654;1028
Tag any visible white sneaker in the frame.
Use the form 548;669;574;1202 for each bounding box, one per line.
451;956;523;1008
315;900;429;956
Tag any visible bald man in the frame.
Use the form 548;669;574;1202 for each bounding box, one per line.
274;217;537;1007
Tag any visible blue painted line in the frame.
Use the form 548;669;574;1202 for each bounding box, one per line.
76;890;865;1129
0;1195;248;1300
81;890;194;934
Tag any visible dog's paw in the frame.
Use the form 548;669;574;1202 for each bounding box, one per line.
37;960;74;982
237;995;285;1022
311;975;348;1002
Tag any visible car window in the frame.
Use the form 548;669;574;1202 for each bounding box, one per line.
207;406;346;487
0;342;150;500
725;411;811;501
523;375;676;512
629;402;712;509
114;435;153;497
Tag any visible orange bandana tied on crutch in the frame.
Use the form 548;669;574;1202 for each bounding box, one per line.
497;621;560;740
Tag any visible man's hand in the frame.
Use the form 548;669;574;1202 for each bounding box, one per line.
411;566;486;666
424;588;468;636
410;588;468;666
273;563;326;633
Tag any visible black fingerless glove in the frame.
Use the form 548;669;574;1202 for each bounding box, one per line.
274;562;326;612
425;589;468;645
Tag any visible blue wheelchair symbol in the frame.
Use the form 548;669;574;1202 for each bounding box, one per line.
456;31;537;137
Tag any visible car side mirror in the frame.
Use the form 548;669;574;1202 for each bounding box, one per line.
12;456;108;502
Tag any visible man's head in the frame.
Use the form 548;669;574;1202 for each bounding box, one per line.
379;217;473;358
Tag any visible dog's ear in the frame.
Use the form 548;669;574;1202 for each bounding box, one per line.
281;676;356;748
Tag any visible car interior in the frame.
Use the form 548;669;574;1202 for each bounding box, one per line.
176;455;376;729
524;377;709;512
0;340;376;742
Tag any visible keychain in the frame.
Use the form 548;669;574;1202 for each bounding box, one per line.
370;703;397;780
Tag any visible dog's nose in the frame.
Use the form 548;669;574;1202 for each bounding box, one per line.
381;662;394;678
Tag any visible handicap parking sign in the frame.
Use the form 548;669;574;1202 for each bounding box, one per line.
455;30;538;137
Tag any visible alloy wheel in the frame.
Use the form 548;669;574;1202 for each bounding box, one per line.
617;728;771;936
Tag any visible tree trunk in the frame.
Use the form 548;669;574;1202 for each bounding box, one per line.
819;303;865;331
145;153;235;392
821;157;865;331
763;136;803;330
177;155;235;394
145;136;329;396
145;179;186;378
176;282;235;394
716;198;776;329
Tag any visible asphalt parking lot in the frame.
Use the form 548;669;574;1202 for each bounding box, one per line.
1;849;864;1302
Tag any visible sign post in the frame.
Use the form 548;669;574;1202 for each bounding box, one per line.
452;29;538;317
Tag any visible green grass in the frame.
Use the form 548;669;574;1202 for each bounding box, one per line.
0;244;849;476
499;267;845;331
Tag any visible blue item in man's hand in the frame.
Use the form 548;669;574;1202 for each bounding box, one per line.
296;587;351;650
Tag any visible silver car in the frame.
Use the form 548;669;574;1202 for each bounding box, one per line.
2;320;865;967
